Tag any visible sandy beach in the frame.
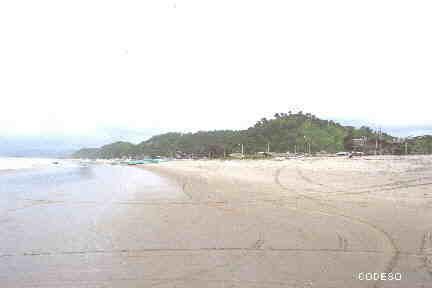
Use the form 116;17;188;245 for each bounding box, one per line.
140;156;432;287
2;156;432;287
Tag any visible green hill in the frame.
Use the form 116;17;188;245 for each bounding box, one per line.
71;112;392;159
71;148;99;159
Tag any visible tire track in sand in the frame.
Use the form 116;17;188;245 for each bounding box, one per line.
295;168;432;198
148;170;267;288
419;231;432;277
275;166;400;288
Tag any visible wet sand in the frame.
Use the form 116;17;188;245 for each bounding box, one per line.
140;156;432;287
1;157;432;287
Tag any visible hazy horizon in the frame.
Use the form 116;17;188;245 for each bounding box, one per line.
1;115;431;157
1;0;431;155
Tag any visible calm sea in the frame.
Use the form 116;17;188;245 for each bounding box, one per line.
0;159;183;286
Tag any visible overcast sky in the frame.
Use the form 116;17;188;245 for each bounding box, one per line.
1;0;431;144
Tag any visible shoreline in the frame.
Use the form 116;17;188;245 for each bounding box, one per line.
139;156;432;287
2;157;431;287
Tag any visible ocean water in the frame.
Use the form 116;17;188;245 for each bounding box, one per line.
0;157;61;171
0;161;183;217
0;161;184;286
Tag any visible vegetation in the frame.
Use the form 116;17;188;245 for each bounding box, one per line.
71;148;99;159
410;135;432;154
96;142;136;159
71;112;430;159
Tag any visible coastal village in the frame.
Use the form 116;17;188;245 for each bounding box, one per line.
82;135;432;166
73;113;432;164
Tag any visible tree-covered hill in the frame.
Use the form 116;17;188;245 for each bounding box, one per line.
71;112;394;159
96;142;137;159
71;148;100;159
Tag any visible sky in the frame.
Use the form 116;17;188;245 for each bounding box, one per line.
1;0;431;149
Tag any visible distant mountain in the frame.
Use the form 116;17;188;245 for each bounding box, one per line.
0;128;159;158
0;136;82;158
0;149;75;158
68;148;100;159
72;112;400;159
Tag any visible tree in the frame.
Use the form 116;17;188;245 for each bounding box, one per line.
343;131;354;151
72;112;396;158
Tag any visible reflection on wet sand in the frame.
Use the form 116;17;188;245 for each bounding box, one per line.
1;157;432;287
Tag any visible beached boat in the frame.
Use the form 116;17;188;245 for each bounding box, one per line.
110;158;171;166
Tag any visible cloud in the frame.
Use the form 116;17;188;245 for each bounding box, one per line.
0;0;431;139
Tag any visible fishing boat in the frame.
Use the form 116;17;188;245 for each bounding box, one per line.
111;158;171;166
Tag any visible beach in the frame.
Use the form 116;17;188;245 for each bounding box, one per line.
141;156;432;287
1;156;431;287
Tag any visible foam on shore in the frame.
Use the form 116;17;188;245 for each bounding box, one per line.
0;157;59;171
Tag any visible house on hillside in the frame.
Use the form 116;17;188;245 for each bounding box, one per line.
352;137;367;150
354;137;406;155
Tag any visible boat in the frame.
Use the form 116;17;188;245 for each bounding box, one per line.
111;158;171;166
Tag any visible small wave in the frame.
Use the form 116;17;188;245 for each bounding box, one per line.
0;158;64;171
